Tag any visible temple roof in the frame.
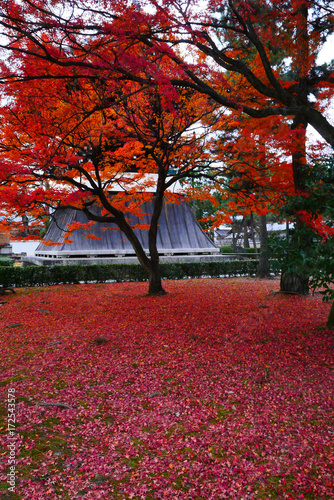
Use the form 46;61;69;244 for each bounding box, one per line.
35;198;218;257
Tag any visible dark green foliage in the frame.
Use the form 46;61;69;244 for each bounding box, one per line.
268;229;313;278
244;248;256;255
0;259;280;288
220;245;234;254
220;246;257;256
270;156;334;299
308;236;334;301
268;156;334;324
0;257;14;267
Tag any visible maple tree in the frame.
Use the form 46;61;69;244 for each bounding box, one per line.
1;1;332;146
156;0;333;292
214;115;293;226
0;33;217;295
0;278;333;498
150;0;334;142
193;107;297;277
0;0;333;294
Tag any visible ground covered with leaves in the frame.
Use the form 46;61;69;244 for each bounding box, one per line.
0;278;333;500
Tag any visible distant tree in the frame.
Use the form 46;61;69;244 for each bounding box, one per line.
209;112;294;277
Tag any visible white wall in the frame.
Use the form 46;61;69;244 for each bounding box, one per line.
10;240;41;256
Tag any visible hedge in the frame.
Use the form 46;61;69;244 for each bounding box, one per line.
0;257;14;267
0;259;280;288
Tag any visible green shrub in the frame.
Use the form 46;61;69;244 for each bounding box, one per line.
268;258;281;275
219;245;233;254
0;257;14;267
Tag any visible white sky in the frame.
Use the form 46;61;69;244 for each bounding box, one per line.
306;34;334;149
316;34;334;65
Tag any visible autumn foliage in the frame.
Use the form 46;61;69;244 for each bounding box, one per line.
0;23;216;293
0;0;333;293
0;278;333;499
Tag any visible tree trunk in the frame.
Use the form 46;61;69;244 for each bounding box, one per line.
280;125;310;294
326;301;334;330
148;259;165;295
232;218;237;252
279;3;311;295
232;217;244;252
116;210;166;296
243;217;250;249
232;216;242;252
250;212;258;253
147;181;167;295
147;219;165;296
257;213;270;278
280;271;309;295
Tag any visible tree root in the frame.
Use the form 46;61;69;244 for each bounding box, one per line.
271;290;306;297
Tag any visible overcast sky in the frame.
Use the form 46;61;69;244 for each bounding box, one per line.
317;34;334;65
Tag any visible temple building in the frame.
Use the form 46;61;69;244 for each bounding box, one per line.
27;197;219;266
